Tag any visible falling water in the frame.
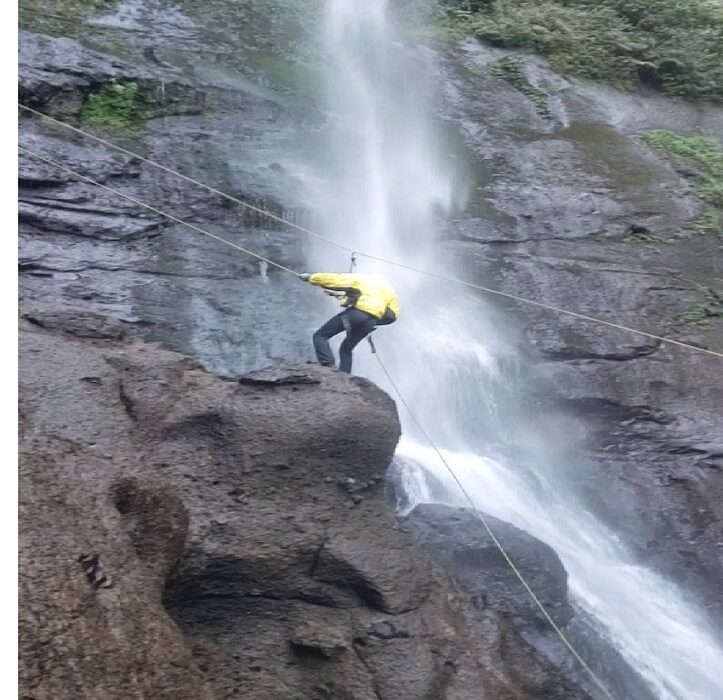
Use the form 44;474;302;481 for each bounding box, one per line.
308;1;723;699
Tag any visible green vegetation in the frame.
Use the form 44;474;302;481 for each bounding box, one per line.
680;287;723;326
487;56;551;119
19;0;117;36
177;0;323;93
21;0;113;12
438;0;723;100
79;82;153;132
697;207;722;234
642;130;723;236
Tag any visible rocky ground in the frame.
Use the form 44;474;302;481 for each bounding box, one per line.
17;3;723;698
19;317;592;699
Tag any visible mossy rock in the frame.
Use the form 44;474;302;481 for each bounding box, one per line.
680;288;723;327
19;0;118;37
487;57;552;120
642;130;723;236
439;0;723;101
79;82;154;132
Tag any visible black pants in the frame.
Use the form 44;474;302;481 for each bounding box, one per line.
313;308;377;373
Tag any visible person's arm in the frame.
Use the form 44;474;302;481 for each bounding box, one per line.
308;273;358;290
300;273;359;308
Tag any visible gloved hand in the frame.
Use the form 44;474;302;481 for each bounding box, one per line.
298;273;311;281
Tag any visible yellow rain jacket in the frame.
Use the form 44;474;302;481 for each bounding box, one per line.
309;273;401;321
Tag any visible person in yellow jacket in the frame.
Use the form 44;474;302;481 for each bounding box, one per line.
299;272;400;373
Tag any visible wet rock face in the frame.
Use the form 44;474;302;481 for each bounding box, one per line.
403;504;572;630
20;319;591;699
18;7;723;698
438;40;723;623
18;28;323;379
18;447;213;700
19;30;205;117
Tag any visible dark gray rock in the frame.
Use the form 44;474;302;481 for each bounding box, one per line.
18;30;320;378
438;40;723;626
19;30;205;117
313;520;432;614
404;504;573;629
22;308;150;339
23;318;573;700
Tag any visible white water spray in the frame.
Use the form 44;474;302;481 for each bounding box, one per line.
312;2;723;698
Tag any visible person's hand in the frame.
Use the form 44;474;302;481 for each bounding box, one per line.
298;273;311;281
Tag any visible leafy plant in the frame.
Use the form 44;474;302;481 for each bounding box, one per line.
642;130;723;235
19;0;117;36
680;287;723;326
697;207;722;234
438;0;723;100
487;56;552;118
79;82;153;132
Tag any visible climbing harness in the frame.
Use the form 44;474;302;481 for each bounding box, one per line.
18;103;723;361
344;250;376;352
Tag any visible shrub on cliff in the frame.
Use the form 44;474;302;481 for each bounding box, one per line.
642;130;723;235
440;0;723;101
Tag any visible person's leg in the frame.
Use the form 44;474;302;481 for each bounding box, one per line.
339;309;377;373
313;312;345;366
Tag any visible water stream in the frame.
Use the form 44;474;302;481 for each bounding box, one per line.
307;2;723;699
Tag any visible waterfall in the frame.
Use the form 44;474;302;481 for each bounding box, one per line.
308;2;723;699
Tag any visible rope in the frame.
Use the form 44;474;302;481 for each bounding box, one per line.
21;145;614;696
18;104;353;253
18;147;299;276
18;103;723;360
373;350;616;700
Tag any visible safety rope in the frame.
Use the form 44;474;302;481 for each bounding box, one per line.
18;147;299;276
373;350;615;700
19;104;352;253
18;103;723;360
21;144;617;697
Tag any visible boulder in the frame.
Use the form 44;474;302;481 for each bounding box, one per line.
22;317;561;699
19;447;213;700
403;504;573;629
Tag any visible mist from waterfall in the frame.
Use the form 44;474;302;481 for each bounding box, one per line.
304;2;723;698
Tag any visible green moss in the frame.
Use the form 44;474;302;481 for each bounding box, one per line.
626;230;657;243
680;287;723;326
79;82;153;132
176;0;323;94
641;131;723;176
697;207;722;235
487;56;552;119
438;0;723;101
244;49;317;93
642;130;723;236
19;0;117;36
